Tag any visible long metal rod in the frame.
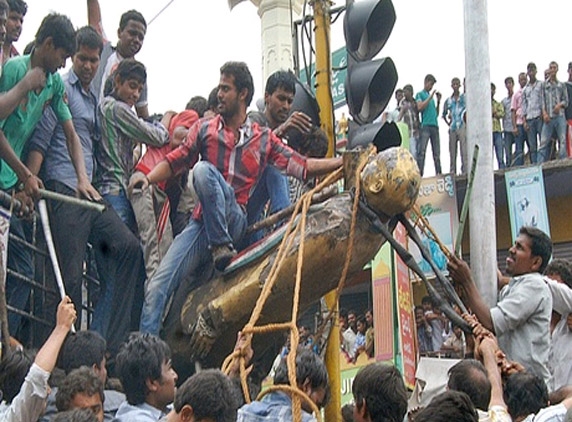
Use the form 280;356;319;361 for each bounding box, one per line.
454;144;480;257
38;200;75;333
39;189;105;213
0;189;105;214
399;215;469;315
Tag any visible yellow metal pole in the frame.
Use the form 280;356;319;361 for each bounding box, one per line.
313;1;341;420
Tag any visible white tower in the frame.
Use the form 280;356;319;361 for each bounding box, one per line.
229;0;303;84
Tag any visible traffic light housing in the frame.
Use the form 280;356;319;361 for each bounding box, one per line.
347;120;401;151
343;0;399;150
283;78;321;152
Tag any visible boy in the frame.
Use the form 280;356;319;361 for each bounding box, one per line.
87;0;148;117
94;59;169;233
0;13;98;339
55;367;105;422
114;333;178;421
162;370;237;422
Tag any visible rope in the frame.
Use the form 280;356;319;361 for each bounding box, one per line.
257;384;321;417
312;153;370;351
222;166;347;422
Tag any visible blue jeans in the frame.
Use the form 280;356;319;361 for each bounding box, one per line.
245;166;290;245
139;161;247;335
539;115;567;162
503;131;515;167
514;125;527;166
103;188;138;235
5;215;34;337
526;117;542;164
417;125;442;176
493;132;505;169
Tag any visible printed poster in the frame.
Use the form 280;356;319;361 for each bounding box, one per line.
505;166;550;242
408;174;459;279
393;222;417;389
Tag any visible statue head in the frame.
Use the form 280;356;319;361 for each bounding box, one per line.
360;147;420;217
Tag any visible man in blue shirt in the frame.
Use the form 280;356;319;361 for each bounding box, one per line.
442;77;466;175
237;350;328;422
27;26;145;357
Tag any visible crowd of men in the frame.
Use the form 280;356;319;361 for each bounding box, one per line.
0;0;572;421
3;227;572;421
383;63;572;176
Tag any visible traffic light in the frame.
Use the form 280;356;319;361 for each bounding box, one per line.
344;0;399;151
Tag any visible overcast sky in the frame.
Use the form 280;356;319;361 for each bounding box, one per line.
19;0;572;174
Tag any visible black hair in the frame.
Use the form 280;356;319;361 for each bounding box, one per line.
291;125;328;158
342;403;355;422
339;308;348;320
352;363;407;422
35;13;76;56
52;408;99;422
274;348;329;405
113;58;147;85
58;331;107;375
421;296;433;306
504;372;548;420
115;332;171;405
22;40;34;55
75;26;103;56
55;366;104;412
207;86;219;112
0;0;8;17
185;95;208;117
220;61;254;106
505;76;514;84
0;348;35;403
447;359;491;411
519;226;552;273
544;258;572;289
265;70;297;96
6;0;26;16
119;10;146;31
415;391;478;422
173;369;237;422
491;82;496;90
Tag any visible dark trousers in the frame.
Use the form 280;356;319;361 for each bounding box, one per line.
46;180;145;356
5;212;35;339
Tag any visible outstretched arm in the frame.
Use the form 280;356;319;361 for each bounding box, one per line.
448;255;494;331
477;335;507;410
5;297;76;422
87;0;106;40
306;156;343;177
128;159;174;193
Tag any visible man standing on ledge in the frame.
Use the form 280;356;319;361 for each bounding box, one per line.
132;61;342;336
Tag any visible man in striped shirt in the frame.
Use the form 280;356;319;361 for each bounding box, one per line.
133;61;342;336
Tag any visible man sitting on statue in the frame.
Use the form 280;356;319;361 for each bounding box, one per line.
131;61;342;336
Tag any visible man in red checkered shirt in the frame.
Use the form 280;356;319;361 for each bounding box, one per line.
133;61;342;335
